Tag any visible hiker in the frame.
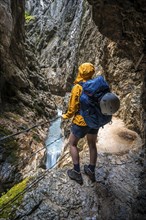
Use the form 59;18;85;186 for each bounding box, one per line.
62;63;98;184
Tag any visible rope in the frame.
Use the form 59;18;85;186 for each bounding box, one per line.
0;135;63;214
0;115;62;189
0;162;57;215
1;136;62;180
0;116;60;142
0;98;63;214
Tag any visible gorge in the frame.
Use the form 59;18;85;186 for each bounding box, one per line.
0;0;145;219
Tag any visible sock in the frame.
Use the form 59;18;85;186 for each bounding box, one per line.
88;164;95;173
74;164;80;172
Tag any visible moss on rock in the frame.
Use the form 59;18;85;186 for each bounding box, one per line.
0;177;30;219
25;12;35;23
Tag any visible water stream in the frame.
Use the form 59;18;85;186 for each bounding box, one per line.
45;109;63;169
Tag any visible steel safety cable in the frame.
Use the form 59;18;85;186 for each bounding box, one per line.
0;114;63;213
0;116;60;142
1;136;63;181
0;162;58;215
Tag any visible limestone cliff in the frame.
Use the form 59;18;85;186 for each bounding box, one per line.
87;0;146;136
0;0;57;194
0;0;145;219
25;0;145;137
0;0;56;117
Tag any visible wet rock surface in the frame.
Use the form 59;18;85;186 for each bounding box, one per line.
0;0;57;192
1;118;145;220
25;0;85;95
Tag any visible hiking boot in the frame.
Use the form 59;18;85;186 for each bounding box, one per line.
67;169;83;185
84;165;95;182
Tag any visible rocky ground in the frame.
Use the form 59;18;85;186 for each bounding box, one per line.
0;117;145;220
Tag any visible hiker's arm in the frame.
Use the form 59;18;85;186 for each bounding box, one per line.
62;85;80;119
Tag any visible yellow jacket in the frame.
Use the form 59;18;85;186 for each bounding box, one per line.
62;63;95;126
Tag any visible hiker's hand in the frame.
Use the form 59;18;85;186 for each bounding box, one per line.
62;114;68;119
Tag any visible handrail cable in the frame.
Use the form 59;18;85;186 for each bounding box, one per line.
0;116;60;142
1;136;62;180
0;162;57;215
0;115;63;213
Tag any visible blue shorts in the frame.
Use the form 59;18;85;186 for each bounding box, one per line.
71;123;99;138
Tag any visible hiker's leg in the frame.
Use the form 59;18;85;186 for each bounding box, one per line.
67;132;83;185
69;132;80;165
69;123;88;169
86;133;97;166
84;133;97;182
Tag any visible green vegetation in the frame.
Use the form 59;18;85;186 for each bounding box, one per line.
0;178;30;219
25;11;35;23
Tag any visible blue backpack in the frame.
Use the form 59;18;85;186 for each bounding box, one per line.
79;76;112;129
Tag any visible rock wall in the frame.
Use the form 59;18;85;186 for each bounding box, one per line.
25;0;85;95
0;0;56;117
0;0;26;105
26;0;145;138
87;0;146;138
0;0;145;219
0;0;57;194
